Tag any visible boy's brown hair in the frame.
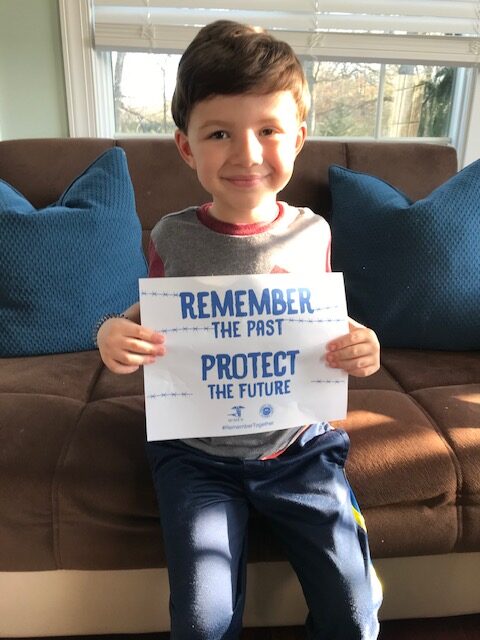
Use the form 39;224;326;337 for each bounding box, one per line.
171;20;310;132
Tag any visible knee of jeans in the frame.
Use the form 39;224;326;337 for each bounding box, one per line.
171;607;239;640
307;611;380;640
171;584;244;640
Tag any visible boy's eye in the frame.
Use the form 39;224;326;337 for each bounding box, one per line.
209;130;228;140
261;128;276;136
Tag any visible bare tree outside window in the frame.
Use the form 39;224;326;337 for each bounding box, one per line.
112;52;179;134
304;60;380;136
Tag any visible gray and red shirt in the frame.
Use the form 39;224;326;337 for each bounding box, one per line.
148;202;331;459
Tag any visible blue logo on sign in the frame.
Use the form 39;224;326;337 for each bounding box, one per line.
259;404;274;418
229;405;245;418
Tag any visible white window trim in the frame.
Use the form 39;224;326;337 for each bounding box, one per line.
59;0;114;137
460;68;480;165
59;0;480;167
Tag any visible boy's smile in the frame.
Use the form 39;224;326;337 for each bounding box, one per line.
175;92;307;225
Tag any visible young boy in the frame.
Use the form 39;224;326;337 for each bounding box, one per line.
97;20;382;639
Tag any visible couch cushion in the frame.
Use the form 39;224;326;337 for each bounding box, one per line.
0;148;147;357
343;141;457;201
0;351;103;401
359;504;458;558
412;383;480;551
338;385;460;557
341;389;457;510
329;160;480;350
412;385;480;499
55;396;162;570
381;349;480;392
0;394;86;570
0;138;114;210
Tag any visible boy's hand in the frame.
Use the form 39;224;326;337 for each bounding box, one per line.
97;317;165;374
326;318;380;378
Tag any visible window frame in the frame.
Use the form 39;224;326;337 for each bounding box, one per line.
59;0;480;167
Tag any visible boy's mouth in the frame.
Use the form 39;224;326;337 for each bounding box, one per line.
223;174;267;187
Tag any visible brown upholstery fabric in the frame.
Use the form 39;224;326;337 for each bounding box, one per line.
56;397;163;570
412;384;480;551
0;394;85;570
0;137;477;572
0;351;103;400
343;141;458;201
341;389;457;509
0;138;114;210
381;350;480;391
359;505;458;558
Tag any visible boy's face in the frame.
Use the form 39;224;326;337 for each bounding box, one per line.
175;91;307;223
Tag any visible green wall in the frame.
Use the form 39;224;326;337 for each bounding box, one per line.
0;0;69;140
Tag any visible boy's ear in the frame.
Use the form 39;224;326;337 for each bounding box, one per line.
295;122;308;156
174;129;197;170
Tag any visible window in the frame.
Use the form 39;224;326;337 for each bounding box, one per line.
59;0;480;164
112;51;179;135
111;51;464;142
306;62;460;139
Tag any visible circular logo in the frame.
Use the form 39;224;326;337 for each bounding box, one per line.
259;404;274;418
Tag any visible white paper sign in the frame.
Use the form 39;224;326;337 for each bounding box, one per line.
140;273;348;441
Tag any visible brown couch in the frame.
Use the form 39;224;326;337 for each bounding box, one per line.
1;138;479;637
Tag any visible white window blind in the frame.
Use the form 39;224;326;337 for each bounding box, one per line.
92;0;480;64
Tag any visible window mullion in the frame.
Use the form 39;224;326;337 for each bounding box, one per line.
374;64;387;139
454;67;479;166
94;51;116;138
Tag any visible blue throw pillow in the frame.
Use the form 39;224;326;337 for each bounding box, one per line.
329;160;480;350
0;148;147;357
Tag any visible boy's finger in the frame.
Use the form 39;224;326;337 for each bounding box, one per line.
114;351;157;367
105;356;140;375
125;322;165;343
349;363;380;378
111;362;141;375
327;342;371;362
126;337;166;355
348;318;366;330
329;355;378;374
329;328;378;353
339;355;377;371
327;330;364;351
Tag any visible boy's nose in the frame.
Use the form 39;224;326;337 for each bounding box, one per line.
232;131;263;166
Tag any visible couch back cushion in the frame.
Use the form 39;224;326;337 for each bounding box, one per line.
0;148;147;357
0;139;457;255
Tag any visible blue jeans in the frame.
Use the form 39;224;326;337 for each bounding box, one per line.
146;427;382;639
